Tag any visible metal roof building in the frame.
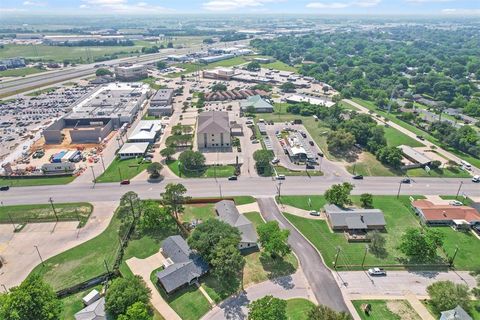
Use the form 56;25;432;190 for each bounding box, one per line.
325;204;386;231
398;145;433;166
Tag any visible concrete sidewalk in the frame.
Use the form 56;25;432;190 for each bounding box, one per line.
277;203;325;220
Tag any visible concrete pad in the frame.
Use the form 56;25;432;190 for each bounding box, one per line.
424;195;453;205
237;202;260;214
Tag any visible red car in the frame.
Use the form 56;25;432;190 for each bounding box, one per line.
120;180;130;185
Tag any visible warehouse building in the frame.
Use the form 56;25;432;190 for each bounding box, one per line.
115;63;148;81
198;54;235;64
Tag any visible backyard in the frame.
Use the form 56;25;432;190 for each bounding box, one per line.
352;300;421;320
280;195;478;270
96;157;150;183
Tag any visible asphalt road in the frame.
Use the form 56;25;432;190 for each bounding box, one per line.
257;197;349;312
1;175;478;205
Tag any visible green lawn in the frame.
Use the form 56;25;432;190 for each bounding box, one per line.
0;202;92;227
0;67;45;77
233;196;257;205
407;166;471;178
286;299;316;320
261;61;298;72
243;211;265;229
349;98;480;168
274;165;323;176
96;157;150;183
432;226;480;270
0;175;75;187
167;56;248;78
30;208;122;290
151;268;211;320
352;300;421;320
181;204;216;223
384;126;424;148
141;77;166;90
167;160;235;178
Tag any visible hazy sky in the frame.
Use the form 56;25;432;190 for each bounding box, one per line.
2;0;479;15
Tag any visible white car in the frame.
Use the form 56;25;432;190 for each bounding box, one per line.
368;268;386;276
472;175;480;183
271;158;280;164
309;211;320;216
449;200;463;206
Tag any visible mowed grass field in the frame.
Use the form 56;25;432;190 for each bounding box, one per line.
286;299;316;320
0;66;45;77
352;300;421;320
96;157;150;183
383;126;424;148
280;195;479;270
0;175;75;187
167;160;235;178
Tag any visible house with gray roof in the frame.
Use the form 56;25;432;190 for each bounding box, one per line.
440;305;473;320
74;297;105;320
325;204;386;232
240;95;274;113
197;111;231;149
156;235;209;294
215;200;258;250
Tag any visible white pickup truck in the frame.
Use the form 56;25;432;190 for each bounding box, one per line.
368;267;387;276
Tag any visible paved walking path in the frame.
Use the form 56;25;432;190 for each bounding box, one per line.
126;250;182;320
405;293;435;320
201;270;315;320
276;203;325;219
198;284;216;306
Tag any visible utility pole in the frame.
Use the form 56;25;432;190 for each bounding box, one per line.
1;284;7;293
34;245;45;266
48;197;59;222
100;154;106;172
90;166;97;186
1;201;16;231
455;181;463;199
396;181;402;199
361;245;368;268
218;183;223;199
333;247;341;269
277;181;283;198
450;246;459;267
118;167;123;181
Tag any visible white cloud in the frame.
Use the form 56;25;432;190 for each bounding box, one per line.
203;0;281;12
406;0;453;3
81;0;173;13
23;0;47;6
441;8;480;15
0;7;27;12
306;0;381;9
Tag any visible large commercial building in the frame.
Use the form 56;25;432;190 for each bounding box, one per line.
202;67;236;80
398;145;433;168
198;54;235;64
197;111;231;149
115;63;148;81
43;83;149;144
148;88;174;117
240;95;274;113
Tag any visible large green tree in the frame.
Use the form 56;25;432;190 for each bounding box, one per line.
279;82;296;93
398;228;444;262
178;150;206;173
248;295;287;320
160;183;189;219
253;150;274;176
324;183;354;207
427;281;471;314
160;147;176;161
118;301;151;320
327;130;355;155
308;305;352;320
257;221;291;258
0;274;62;320
105;276;151;318
246;61;261;71
360;193;373;209
147;162;163;179
376;146;403;169
139;200;172;232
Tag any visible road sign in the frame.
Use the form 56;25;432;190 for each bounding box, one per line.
425;165;430;173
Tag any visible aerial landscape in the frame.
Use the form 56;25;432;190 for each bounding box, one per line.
0;0;480;319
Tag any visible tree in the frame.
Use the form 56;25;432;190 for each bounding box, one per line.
210;238;245;280
398;228;444;262
160;183;189;220
279;82;296;93
253;149;274;176
325;183;354;207
147;162;163;179
257;221;291;258
360;193;373;209
248;295;287;320
427;281;470;313
156;60;167;70
367;230;387;258
376;146;403;169
139;200;172;231
118;301;151;320
246;61;261;71
0;274;62;320
95;68;112;76
105;276;151;318
160;147;175;161
120;191;142;220
167;42;173;48
308;305;352;320
327;130;355;155
211;83;227;92
178;150;206;172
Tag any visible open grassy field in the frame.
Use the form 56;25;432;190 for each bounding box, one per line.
96;157;150;183
353;300;421;320
274;165;323;176
141;77;167;90
26;86;58;96
167;160;235;178
0;66;45;77
261;60;298;72
151;268;211;320
286;298;316;320
350;98;480;168
181;204;216;223
0;175;75;187
0;43;145;63
0;202;92;226
384;126;424;148
233;196;257;205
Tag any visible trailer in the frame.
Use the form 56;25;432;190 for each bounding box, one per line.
51;151;67;163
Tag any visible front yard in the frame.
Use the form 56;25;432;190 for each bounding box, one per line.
352;300;421;320
96;157;150;183
167;160;235;178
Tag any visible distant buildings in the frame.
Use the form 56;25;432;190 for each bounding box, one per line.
197;111;231;149
202;67;236;80
285;94;335;107
114;63;148;81
205;89;268;102
199;54;235;64
148;88;174;117
156;235;209;294
240;95;274;113
412;200;480;228
215;200;258;250
0;57;25;70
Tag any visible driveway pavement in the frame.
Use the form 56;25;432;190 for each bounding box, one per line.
0;201;118;289
256;197;349;312
201;270;314;320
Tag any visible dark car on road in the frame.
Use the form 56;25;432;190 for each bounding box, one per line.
228;176;238;181
352;175;363;180
0;186;10;191
120;180;130;185
401;178;411;184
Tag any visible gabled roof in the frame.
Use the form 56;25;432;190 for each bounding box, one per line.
215;200;258;244
440;305;473;320
118;142;149;154
325;204;386;229
156;236;209;293
197;111;230;134
74;297;105;320
240;95;273;110
412;200;480;223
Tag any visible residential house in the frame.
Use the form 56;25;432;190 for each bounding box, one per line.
412;200;480;228
440;305;473;320
74;297;105;320
215;200;258;250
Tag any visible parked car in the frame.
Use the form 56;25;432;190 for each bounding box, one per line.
472;175;480;183
368;268;387;276
309;210;320;216
449;200;463;206
401;178;411;184
271;157;280;164
352;175;363;180
306;163;315;169
120;180;130;185
309;141;314;146
0;186;10;191
416;135;425;141
317;152;324;157
227;176;237;181
275;174;286;180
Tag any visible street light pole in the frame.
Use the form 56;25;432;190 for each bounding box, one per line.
48;197;59;222
455;181;463;199
396;181;402;199
90;166;97;186
1;284;7;293
34;245;45;266
100;154;106;172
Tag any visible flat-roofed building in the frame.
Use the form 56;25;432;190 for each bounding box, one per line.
197;111;231;149
148;88;174;117
325;204;386;232
199;54;234;64
127;120;164;143
285;94;335;107
240;95;273;113
115;63;148;81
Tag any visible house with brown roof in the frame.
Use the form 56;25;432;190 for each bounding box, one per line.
412;200;480;228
